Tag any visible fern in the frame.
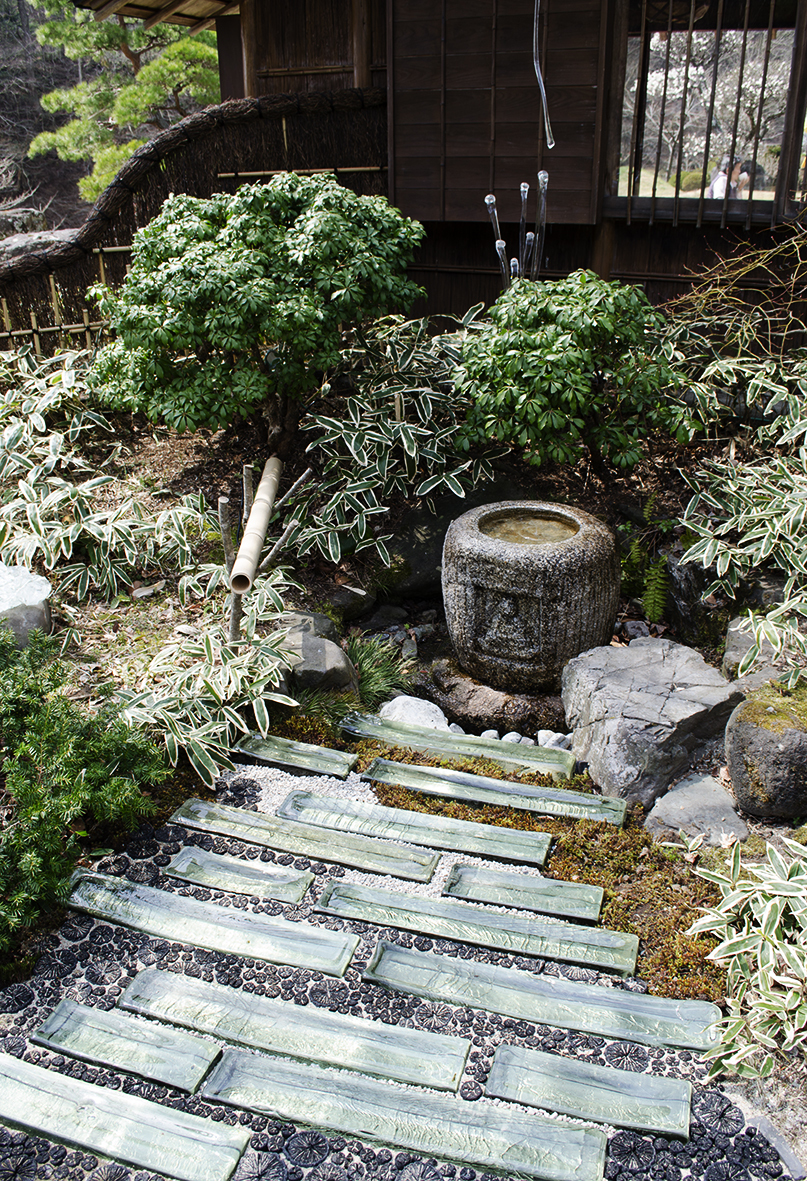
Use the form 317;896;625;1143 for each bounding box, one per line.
642;557;669;623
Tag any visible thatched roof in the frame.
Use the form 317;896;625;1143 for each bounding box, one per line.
73;0;235;35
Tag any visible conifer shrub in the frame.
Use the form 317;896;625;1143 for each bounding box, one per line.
0;629;165;952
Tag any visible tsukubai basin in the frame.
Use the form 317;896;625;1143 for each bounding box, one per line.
442;501;620;692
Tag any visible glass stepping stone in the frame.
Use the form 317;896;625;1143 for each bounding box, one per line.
443;863;603;922
487;1044;692;1137
69;870;358;976
363;941;720;1051
120;966;469;1091
233;732;358;778
316;882;638;975
166;845;313;902
32;998;220;1093
0;1052;248;1181
361;758;627;826
341;711;575;778
171;797;439;882
203;1047;607;1181
276;789;551;866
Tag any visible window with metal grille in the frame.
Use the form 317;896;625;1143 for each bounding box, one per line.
615;0;806;226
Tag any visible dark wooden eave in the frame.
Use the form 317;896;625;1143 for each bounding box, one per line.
72;0;238;34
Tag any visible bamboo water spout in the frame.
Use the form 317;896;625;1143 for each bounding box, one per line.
230;458;283;594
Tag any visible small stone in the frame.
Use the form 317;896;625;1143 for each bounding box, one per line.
480;729;499;740
449;723;465;734
501;732;522;743
519;736;536;746
366;604;409;630
0;562;52;647
401;637;418;660
379;696;450;730
536;729;571;749
645;773;749;846
282;632;359;694
279;611;340;643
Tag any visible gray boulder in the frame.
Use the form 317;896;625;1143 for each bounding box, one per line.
725;690;807;819
328;584;376;621
282;631;359;694
645;772;749;846
379;695;450;730
279;610;340;644
0;563;52;647
562;637;743;809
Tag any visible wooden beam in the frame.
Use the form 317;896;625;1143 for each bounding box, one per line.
143;0;189;29
190;0;239;35
93;0;130;21
774;0;807;222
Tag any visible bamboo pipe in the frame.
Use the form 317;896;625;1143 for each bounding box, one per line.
229;458;283;594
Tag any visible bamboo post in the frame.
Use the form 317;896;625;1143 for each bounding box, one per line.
82;309;92;350
230;458;283;596
30;311;41;356
242;463;255;521
219;495;244;645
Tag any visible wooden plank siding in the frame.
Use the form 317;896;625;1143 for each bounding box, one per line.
389;0;611;225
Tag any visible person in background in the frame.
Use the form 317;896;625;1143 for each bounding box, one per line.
707;156;742;199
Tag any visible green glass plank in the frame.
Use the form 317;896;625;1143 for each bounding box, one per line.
361;759;627;827
171;798;439;883
276;789;551;867
487;1045;692;1138
342;712;575;777
69;871;358;976
166;846;313;903
32;998;220;1093
444;863;603;922
234;732;358;779
120;967;469;1091
316;883;638;975
203;1047;607;1181
363;942;720;1052
0;1052;248;1181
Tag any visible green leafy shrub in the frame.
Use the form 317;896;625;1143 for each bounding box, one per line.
457;271;687;472
688;836;807;1078
91;174;425;443
0;630;164;952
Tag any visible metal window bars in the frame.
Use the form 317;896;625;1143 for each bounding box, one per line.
619;0;803;227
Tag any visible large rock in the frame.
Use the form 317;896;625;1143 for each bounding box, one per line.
414;658;566;735
0;563;52;647
725;687;807;819
562;637;743;809
278;610;340;643
327;584;376;621
282;631;359;694
379;695;450;730
645;772;749;846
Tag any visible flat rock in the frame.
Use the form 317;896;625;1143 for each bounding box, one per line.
645;772;749;846
0;562;52;646
379;694;450;730
328;584;376;620
415;658;566;734
562;637;743;809
282;631;359;694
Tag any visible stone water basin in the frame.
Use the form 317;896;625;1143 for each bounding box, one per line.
441;501;620;692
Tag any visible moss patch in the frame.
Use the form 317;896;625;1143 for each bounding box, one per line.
360;745;724;1003
738;681;807;735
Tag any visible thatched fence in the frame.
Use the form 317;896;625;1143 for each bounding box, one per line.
0;87;387;355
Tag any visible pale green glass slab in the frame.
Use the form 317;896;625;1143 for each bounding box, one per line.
342;712;575;778
69;870;358;976
203;1047;607;1181
171;797;439;882
0;1052;248;1181
361;759;627;826
120;966;469;1091
166;846;313;903
32;998;220;1093
234;732;358;778
316;883;638;975
363;941;720;1051
487;1045;692;1138
444;863;603;922
277;789;551;866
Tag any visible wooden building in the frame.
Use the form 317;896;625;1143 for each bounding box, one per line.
66;0;807;310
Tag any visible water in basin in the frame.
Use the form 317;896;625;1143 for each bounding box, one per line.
480;513;579;546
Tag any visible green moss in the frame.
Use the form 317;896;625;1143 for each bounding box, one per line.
739;681;807;734
792;822;807;845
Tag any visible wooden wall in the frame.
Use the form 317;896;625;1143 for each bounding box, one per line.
241;0;386;98
388;0;611;226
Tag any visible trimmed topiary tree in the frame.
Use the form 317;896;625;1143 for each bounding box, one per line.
91;172;425;453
